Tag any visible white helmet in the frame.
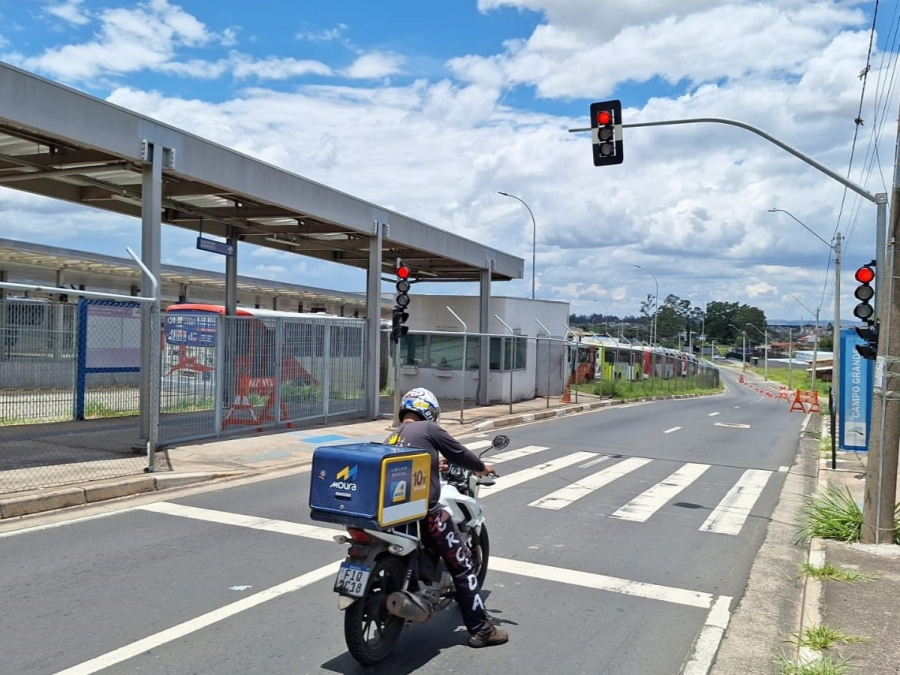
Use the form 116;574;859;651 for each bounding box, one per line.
399;387;441;423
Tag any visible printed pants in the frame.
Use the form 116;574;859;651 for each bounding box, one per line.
424;504;489;634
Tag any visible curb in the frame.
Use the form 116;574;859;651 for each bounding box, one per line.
472;398;617;431
0;471;236;520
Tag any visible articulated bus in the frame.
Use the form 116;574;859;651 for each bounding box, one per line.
580;336;704;381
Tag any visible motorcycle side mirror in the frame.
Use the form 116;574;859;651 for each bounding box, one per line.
491;435;510;450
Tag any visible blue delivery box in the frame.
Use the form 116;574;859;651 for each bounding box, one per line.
309;443;432;530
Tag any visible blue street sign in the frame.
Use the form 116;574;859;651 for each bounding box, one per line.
839;329;873;451
196;236;234;257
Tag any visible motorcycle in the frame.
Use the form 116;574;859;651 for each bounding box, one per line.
329;434;508;665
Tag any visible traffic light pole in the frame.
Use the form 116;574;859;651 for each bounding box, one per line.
573;113;893;542
862;157;900;544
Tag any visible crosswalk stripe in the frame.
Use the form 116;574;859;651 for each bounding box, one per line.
465;440;493;452
486;445;550;464
612;463;710;522
699;469;772;535
530;457;651;510
480;451;597;496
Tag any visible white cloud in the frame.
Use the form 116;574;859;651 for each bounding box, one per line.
14;0;211;81
45;0;90;26
343;52;405;79
296;24;348;42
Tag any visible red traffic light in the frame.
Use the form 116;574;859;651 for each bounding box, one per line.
855;266;875;284
596;110;612;126
396;265;410;280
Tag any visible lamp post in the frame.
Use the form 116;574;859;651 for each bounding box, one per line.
633;265;659;346
728;323;747;371
498;191;537;300
686;291;708;357
603;299;618;334
746;323;769;381
787;293;820;391
769;208;841;420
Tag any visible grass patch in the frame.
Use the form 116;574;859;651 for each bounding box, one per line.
797;483;900;545
776;653;853;675
83;402;137;419
797;484;863;544
800;562;873;583
789;625;870;651
591;376;722;400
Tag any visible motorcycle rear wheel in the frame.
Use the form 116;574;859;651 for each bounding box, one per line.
344;557;406;665
469;524;490;589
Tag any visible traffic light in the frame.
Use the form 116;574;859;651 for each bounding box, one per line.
852;263;876;321
392;263;411;344
855;320;879;360
589;99;623;166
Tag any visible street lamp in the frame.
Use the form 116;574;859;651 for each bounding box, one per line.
768;208;841;415
498;191;537;300
632;265;659;346
603;299;618;334
787;293;820;391
746;323;769;381
728;323;747;371
686;291;708;356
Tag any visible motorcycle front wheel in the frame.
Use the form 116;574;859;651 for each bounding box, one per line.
469;524;490;589
344;557;406;665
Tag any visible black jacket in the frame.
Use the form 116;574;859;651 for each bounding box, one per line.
385;420;486;506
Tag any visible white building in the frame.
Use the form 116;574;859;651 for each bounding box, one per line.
396;295;571;404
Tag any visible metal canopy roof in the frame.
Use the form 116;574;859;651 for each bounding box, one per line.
0;237;381;312
0;63;523;283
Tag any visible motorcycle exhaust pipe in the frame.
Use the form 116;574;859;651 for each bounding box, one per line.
386;591;433;623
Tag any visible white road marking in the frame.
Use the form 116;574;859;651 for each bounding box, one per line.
579;456;610;469
612;463;710;522
480;451;597;495
486;445;550;464
530;457;651;510
700;469;772;535
137;502;715;610
465;440;493;451
681;595;733;674
138;502;337;541
708;412;720;417
490;557;713;609
664;426;682;434
52;560;342;675
0;507;139;539
713;422;750;429
778;466;789;473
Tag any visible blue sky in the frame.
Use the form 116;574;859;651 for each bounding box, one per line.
0;0;897;324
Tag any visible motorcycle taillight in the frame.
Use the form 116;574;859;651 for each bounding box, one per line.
347;527;373;543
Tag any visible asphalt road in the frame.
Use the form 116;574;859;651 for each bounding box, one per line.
0;370;804;675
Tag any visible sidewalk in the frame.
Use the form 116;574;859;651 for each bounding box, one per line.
0;391;622;519
800;447;900;673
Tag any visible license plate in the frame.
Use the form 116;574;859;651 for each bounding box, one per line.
333;562;370;598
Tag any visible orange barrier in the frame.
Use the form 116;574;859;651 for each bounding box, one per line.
789;389;821;414
776;387;791;402
223;373;293;430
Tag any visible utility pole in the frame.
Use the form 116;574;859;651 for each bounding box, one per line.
862;120;900;544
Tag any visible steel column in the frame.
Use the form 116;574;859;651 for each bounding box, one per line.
366;221;383;418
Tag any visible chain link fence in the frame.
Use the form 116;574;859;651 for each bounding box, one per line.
0;298;151;493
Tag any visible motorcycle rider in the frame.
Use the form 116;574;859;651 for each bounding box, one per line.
385;387;510;648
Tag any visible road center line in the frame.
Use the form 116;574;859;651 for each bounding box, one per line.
708;412;720;417
136;502;713;608
664;426;682;434
52;559;342;675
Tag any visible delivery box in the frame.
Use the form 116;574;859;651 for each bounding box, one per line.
309;443;432;530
